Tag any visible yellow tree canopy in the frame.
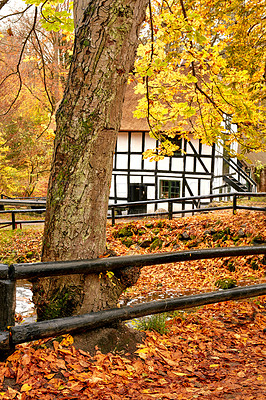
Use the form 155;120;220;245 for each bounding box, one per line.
134;0;266;160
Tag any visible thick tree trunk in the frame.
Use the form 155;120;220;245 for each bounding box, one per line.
33;0;149;326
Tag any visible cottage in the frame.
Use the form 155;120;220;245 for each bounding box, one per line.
109;84;257;214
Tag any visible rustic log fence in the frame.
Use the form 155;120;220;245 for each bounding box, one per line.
0;192;265;229
1;245;266;360
109;192;266;225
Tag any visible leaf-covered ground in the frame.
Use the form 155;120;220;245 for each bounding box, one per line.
0;210;265;399
108;211;266;305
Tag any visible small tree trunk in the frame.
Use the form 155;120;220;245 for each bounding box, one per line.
33;0;148;329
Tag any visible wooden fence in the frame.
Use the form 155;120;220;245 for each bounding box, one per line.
1;245;266;360
109;192;266;225
0;192;265;229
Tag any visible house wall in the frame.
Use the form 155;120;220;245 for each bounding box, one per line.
110;131;216;214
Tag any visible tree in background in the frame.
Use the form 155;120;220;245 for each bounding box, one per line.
134;0;266;160
0;0;73;196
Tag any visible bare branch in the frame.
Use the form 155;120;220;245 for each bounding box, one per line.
0;6;38;116
36;113;53;139
0;5;32;22
0;0;9;11
162;0;173;14
145;0;158;137
33;28;54;113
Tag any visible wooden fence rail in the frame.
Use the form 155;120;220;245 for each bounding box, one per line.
109;192;266;225
1;245;266;359
0;192;265;229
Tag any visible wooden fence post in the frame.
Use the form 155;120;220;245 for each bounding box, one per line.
111;207;115;226
233;194;237;215
0;264;16;330
0;194;4;211
11;212;16;230
168;201;173;220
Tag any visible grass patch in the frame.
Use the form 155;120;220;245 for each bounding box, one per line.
135;313;169;335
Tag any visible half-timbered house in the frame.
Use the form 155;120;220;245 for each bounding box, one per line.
109;85;257;214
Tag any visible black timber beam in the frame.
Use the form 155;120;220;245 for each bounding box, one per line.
10;246;266;281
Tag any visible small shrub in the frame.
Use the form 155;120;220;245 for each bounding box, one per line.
135;313;169;335
121;237;134;247
115;225;134;238
215;278;237;289
150;237;163;250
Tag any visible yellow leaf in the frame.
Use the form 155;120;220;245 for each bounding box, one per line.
210;364;219;368
45;374;55;380
135;347;149;354
21;384;32;392
172;371;187;376
135;347;149;359
60;334;74;346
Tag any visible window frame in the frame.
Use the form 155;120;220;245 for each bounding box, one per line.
159;179;181;199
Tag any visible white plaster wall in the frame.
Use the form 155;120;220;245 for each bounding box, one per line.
147;185;155;199
129;175;142;184
109;178;115;198
172;157;183;172
185;157;194;172
116;132;128;151
196;158;212;173
157;157;170;170
190;138;199;152
143;176;155;184
131;132;143;152
144;158;156;170
144;133;156;150
116;175;127;197
201;143;213;155
116;154;128;169
184;179;197;196
130;154;142;170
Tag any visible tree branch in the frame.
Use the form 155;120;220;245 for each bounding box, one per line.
0;0;9;11
33;28;54;113
0;4;32;22
0;6;38;116
145;0;159;138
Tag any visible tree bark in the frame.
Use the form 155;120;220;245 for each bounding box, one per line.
33;0;148;325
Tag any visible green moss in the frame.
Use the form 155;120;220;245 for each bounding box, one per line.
117;226;133;237
121;237;134;247
37;284;83;321
150;237;163;250
215;278;237;290
145;223;154;228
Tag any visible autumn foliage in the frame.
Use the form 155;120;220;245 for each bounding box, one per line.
134;0;266;160
0;210;265;399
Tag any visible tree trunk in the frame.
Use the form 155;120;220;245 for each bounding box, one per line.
32;0;149;331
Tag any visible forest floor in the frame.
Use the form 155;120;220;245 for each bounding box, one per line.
0;209;265;399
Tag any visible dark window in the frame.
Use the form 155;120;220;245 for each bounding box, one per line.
160;180;181;199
